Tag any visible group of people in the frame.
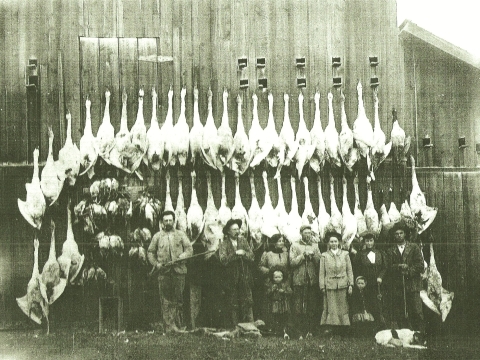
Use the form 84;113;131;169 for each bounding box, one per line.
148;210;425;338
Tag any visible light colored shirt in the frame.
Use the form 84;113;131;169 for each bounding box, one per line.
331;248;340;255
397;244;405;255
367;251;376;264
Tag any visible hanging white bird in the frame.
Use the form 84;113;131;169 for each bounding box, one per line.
309;91;326;173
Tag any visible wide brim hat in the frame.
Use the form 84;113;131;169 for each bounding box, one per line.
223;218;243;235
299;225;312;234
324;231;342;243
358;230;376;239
388;220;409;238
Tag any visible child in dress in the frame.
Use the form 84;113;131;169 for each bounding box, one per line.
266;268;292;335
350;276;375;336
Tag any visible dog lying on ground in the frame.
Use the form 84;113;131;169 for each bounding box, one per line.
375;329;427;349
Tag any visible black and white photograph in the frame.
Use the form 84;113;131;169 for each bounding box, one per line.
0;0;479;358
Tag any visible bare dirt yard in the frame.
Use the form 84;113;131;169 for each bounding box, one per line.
1;327;479;360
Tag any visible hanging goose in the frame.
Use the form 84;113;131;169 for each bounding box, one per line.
232;173;249;240
146;87;163;171
57;112;81;186
391;108;411;163
248;93;266;168
326;174;343;235
400;199;416;230
294;92;315;179
364;176;381;236
129;88;148;172
302;176;319;238
275;176;289;239
109;89;134;173
379;190;392;229
162;86;175;167
203;170;222;252
309;91;326;173
353;172;367;238
284;176;302;244
218;171;232;227
409;155;437;234
338;90;359;171
229;94;251;175
325;92;342;168
317;174;330;242
187;170;205;244
189;85;204;166
16;237;49;331
175;171;188;232
261;171;278;238
18;148;46;229
79;97;98;178
341;175;357;249
96;90;115;163
201;88;220;170
216;88;235;171
369;88;392;180
57;198;84;284
248;172;263;249
164;169;174;213
352;81;374;158
40;128;64;205
264;93;282;169
387;187;401;223
40;221;67;305
275;93;298;178
173;87;190;166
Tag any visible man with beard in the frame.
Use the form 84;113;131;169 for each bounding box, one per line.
379;221;424;332
148;210;193;333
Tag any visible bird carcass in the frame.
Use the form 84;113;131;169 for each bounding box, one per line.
341;176;357;249
96;90;115;164
391;108;411;163
162;86;175;167
202;171;223;252
231;173;249;240
284;176;302;244
175;171;188;233
41;128;64;205
79;97;98;178
309;91;326;173
275;94;298;178
260;171;278;238
302;176;319;239
57;112;81;186
218;171;232;227
294;92;315;179
409;155;437;234
216;89;235;172
228;94;251;175
264;93;282;169
326;174;343;235
18;148;46;229
189;85;204;166
274;176;289;240
317;174;330;242
369;89;392;180
173;87;190;166
187;171;205;244
353;172;367;238
352;81;374;159
248;172;263;249
146;87;163;171
364;176;381;236
325;92;342;168
201;88;220;170
249;93;266;168
339;91;359;171
129;88;148;171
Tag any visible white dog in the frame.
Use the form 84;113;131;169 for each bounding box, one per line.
375;329;427;349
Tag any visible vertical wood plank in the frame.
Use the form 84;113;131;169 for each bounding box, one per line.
118;38;138;129
158;0;173;125
137;38;158;127
180;0;193;125
0;2;7;162
80;38;100;131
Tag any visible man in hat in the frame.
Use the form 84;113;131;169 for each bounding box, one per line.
289;225;322;338
378;221;424;332
218;218;255;328
148;210;193;333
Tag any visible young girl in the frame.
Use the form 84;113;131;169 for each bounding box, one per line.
350;276;375;336
266;268;292;335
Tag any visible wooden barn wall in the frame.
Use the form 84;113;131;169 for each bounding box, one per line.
402;36;480;168
0;0;476;333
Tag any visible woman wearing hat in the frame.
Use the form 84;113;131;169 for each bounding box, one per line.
218;218;255;329
289;225;322;338
258;234;289;331
320;231;354;333
353;231;387;330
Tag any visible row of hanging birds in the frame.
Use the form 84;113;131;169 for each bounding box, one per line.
31;80;411;196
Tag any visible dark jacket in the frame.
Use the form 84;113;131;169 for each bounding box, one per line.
354;248;387;286
379;243;424;293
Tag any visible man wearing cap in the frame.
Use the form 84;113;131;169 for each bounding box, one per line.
218;218;255;328
378;221;424;332
289;225;322;338
148;210;193;333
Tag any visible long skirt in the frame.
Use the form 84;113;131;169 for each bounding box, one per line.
321;289;350;326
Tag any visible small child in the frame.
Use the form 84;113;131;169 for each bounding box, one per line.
266;268;292;335
350;276;375;336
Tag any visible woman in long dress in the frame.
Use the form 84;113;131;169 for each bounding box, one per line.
320;231;354;333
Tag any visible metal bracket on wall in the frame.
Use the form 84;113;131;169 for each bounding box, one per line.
26;58;41;162
458;136;467;149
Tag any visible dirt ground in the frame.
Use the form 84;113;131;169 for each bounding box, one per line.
1;327;479;360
